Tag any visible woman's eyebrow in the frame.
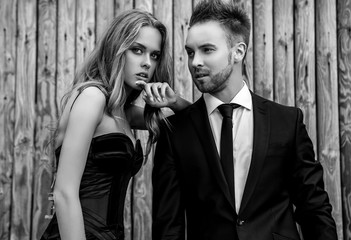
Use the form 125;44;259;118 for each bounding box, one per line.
131;42;146;49
133;42;161;52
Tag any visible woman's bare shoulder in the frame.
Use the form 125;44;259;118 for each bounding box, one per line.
55;86;107;147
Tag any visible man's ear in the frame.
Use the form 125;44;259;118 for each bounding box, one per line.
232;42;247;63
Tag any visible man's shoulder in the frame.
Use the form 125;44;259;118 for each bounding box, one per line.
252;92;299;114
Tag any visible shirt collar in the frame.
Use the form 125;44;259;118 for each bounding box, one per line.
203;81;252;116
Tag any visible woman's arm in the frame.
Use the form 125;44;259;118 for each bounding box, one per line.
54;87;105;240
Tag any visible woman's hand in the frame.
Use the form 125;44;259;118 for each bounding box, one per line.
136;81;178;109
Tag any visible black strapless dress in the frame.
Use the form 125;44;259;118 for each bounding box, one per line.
41;133;143;240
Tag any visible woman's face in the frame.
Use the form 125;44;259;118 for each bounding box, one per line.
124;26;162;91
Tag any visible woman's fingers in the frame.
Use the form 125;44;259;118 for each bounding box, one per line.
151;84;162;102
137;81;175;105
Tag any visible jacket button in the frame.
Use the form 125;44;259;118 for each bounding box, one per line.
237;219;245;226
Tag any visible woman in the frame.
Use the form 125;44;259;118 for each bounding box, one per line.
41;9;189;240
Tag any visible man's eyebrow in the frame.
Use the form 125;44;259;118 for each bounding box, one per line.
185;43;216;50
199;43;216;48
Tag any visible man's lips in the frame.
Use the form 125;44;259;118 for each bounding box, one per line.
195;73;209;78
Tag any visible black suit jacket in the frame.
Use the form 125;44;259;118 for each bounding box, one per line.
152;92;337;240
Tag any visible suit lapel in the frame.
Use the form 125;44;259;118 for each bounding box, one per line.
239;93;270;215
189;97;235;210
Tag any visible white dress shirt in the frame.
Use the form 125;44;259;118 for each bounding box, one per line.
203;82;253;213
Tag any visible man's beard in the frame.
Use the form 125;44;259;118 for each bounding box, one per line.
194;63;234;94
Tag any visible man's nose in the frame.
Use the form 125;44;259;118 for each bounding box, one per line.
191;52;203;68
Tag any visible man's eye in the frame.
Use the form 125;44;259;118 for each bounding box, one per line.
186;51;194;57
204;48;214;53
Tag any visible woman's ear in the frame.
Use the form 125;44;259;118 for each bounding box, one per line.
232;42;247;63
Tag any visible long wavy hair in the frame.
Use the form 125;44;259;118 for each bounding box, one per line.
60;9;172;157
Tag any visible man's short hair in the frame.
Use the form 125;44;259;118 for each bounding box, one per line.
190;0;251;48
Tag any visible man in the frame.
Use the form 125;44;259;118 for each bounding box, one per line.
152;0;337;239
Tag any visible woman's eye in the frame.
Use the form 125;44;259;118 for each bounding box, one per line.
132;48;142;54
151;53;160;61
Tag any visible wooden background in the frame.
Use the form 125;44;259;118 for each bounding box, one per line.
0;0;350;239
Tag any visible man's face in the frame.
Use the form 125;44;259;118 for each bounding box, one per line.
185;21;234;94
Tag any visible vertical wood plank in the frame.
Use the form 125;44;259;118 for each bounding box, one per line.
114;0;133;16
132;133;153;240
76;0;95;67
124;180;133;240
294;0;317;153
32;0;58;239
234;0;254;90
135;0;153;12
153;0;173;56
174;0;192;101
253;0;273;100
57;0;76;103
0;0;16;239
316;0;343;238
11;0;37;239
96;0;114;40
273;0;294;106
337;0;351;238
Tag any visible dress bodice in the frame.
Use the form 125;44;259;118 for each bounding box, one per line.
41;133;143;240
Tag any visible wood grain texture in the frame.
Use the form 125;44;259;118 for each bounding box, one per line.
11;0;37;239
153;0;173;58
174;0;193;101
294;0;317;153
115;0;133;15
234;0;254;90
135;0;153;12
0;0;16;239
0;1;350;239
57;0;76;104
124;179;133;240
133;131;153;240
273;0;294;106
253;0;273;100
337;0;351;239
316;0;343;238
32;0;58;239
96;0;114;40
76;0;95;67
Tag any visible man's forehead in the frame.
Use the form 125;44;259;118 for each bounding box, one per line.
186;21;226;46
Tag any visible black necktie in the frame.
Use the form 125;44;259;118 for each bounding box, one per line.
218;103;240;203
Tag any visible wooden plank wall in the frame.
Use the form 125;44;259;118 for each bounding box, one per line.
0;0;350;239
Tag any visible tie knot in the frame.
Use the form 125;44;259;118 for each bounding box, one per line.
218;103;240;119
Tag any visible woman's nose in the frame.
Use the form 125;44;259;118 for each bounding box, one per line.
141;55;151;69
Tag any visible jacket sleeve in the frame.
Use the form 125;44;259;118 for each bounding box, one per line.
152;122;185;240
290;108;337;240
